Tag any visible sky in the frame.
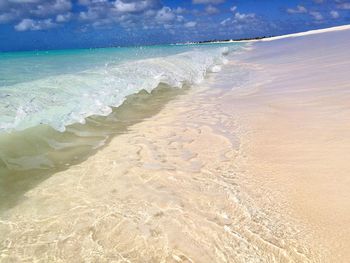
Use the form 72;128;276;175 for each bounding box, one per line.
0;0;349;51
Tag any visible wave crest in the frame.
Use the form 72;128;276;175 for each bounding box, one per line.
0;46;234;133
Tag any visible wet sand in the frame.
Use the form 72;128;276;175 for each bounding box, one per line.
1;27;350;262
231;27;350;261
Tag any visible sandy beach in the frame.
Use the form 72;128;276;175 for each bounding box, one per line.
1;26;350;262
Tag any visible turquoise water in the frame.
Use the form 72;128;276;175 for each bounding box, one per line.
0;42;244;207
0;43;242;133
0;45;209;87
0;43;244;179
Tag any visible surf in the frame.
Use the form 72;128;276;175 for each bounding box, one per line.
0;44;239;134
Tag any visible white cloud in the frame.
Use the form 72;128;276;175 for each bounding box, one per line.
15;18;56;31
30;0;72;17
0;12;15;23
184;21;196;28
79;9;99;21
330;10;340;19
77;0;90;5
176;15;184;22
220;6;259;31
114;0;156;13
287;5;307;14
155;7;175;23
219;9;268;36
7;0;42;3
0;0;292;36
114;0;138;12
0;0;72;29
233;12;255;22
56;12;71;22
192;0;225;5
77;0;180;30
174;7;186;14
0;0;166;32
337;2;350;9
205;5;219;14
220;17;230;26
230;6;237;13
309;11;323;20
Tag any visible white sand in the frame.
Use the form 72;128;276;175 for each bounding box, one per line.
1;26;350;262
230;26;350;261
260;24;350;41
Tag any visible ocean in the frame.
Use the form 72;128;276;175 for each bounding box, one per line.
0;42;243;208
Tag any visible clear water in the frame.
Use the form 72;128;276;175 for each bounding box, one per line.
0;42;244;201
0;43;243;133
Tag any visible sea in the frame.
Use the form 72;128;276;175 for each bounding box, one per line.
0;42;244;208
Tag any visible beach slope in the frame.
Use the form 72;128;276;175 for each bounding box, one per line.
231;25;350;261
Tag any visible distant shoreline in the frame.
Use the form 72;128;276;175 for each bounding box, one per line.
177;24;350;45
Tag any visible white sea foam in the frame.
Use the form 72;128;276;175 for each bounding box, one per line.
0;46;236;133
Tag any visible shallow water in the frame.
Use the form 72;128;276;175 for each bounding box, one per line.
0;42;243;210
0;43;241;133
0;85;187;212
0;58;324;262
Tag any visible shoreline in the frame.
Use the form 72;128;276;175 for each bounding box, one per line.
1;26;350;261
1;74;320;262
192;24;350;44
0;85;187;212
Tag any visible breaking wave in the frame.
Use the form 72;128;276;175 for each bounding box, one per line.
0;47;232;133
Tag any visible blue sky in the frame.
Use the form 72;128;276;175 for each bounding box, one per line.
0;0;349;51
